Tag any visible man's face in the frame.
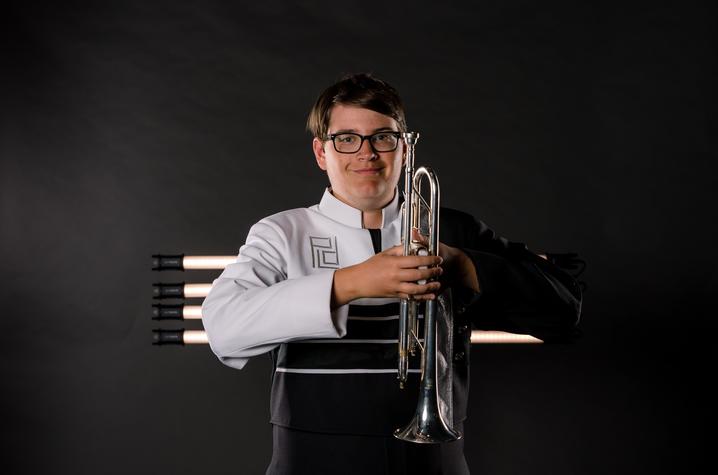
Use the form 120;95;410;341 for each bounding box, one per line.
312;104;404;211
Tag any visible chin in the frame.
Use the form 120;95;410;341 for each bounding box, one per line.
354;190;393;207
355;186;385;199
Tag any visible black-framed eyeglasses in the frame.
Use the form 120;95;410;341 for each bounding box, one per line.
326;131;401;154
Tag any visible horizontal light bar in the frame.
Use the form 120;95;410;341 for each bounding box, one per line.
184;284;212;298
184;256;236;269
150;307;542;343
152;283;212;299
154;254;549;271
470;331;542;344
183;306;202;319
183;330;209;344
152;254;236;271
150;305;544;343
152;329;542;345
152;304;203;320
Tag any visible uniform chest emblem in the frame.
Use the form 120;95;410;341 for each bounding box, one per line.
310;236;339;269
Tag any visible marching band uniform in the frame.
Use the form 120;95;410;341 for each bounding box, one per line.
202;188;582;474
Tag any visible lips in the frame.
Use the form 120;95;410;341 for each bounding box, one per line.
353;168;383;175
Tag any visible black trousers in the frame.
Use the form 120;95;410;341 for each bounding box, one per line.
265;424;470;475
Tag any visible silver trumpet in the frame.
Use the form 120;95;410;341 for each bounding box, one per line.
395;132;462;444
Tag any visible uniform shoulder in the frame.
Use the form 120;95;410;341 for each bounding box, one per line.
248;206;319;236
254;207;312;228
439;206;477;226
260;207;312;223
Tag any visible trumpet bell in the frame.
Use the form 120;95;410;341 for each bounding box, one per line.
394;412;462;444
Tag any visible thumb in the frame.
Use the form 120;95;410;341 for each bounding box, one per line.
383;244;405;256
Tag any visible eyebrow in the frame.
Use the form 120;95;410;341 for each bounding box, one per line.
331;127;398;134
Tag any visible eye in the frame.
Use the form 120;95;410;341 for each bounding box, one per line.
336;134;358;144
372;133;397;144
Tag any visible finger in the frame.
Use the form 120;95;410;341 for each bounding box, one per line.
397;267;442;283
398;281;442;296
410;293;437;301
397;290;438;301
410;293;436;301
396;254;443;269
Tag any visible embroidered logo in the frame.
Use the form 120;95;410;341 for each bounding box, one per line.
310;236;339;269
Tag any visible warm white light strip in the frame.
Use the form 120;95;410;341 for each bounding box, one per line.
183;306;203;319
184;284;213;298
183;256;236;270
183;330;209;344
470;331;542;344
179;254;548;271
178;293;543;345
177;330;541;345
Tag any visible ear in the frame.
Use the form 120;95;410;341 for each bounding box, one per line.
313;137;328;171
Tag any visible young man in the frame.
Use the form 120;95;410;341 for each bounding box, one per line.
202;73;582;474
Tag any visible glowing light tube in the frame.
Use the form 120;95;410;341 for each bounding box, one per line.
152;283;212;299
155;254;548;271
470;331;542;344
150;308;542;343
184;284;212;298
183;305;203;319
152;254;236;271
183;256;236;270
152;329;542;345
152;304;203;320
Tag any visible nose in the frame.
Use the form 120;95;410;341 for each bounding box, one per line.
357;137;378;161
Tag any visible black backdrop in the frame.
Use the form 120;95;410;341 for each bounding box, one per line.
2;1;716;474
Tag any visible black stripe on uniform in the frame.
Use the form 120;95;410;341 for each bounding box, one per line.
276;341;423;370
348;302;399;317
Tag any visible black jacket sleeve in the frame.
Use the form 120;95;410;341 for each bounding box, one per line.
440;207;582;343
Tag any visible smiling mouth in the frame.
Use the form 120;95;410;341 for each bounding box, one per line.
353;168;382;175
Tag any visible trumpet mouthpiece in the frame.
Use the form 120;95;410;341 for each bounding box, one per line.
402;132;420;145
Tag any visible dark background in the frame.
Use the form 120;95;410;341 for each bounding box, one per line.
2;1;716;474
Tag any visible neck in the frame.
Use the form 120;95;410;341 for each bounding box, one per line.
328;188;395;229
361;210;382;229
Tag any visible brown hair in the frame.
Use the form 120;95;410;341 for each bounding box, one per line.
306;73;407;139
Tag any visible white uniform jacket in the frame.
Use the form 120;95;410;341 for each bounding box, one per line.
202;188;582;435
202;188;404;370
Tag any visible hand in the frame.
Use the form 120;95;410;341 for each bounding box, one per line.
331;244;444;307
411;228;480;295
